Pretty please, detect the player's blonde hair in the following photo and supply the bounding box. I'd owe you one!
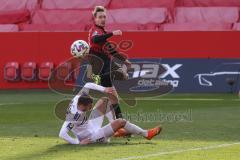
[92,6,106,17]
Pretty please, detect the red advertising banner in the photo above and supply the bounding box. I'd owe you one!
[0,32,240,89]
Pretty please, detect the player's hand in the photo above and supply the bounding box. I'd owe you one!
[113,30,122,36]
[124,59,132,70]
[79,138,91,145]
[104,87,115,94]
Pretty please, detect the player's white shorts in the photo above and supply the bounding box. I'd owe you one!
[90,125,110,143]
[76,108,113,143]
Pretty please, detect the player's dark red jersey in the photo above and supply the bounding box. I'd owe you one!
[88,24,110,54]
[88,24,126,61]
[88,24,127,87]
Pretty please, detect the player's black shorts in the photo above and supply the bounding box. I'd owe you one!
[89,51,124,87]
[100,60,112,87]
[101,73,112,87]
[89,52,113,87]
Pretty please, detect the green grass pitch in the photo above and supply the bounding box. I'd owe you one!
[0,90,240,160]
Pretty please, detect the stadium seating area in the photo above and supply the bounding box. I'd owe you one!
[4,61,75,82]
[1,0,240,31]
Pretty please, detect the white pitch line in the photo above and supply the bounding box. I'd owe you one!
[114,142,240,160]
[135,98,224,101]
[0,103,23,106]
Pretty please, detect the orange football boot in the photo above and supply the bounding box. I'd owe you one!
[145,126,162,140]
[113,128,129,137]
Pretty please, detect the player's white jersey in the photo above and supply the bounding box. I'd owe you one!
[65,95,92,140]
[59,83,106,144]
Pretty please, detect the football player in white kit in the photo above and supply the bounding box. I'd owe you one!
[59,82,162,145]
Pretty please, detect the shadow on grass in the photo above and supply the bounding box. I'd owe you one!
[5,140,156,160]
[1,94,240,143]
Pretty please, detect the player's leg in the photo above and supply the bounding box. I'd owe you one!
[111,119,147,137]
[88,97,109,130]
[94,97,116,122]
[103,89,122,121]
[109,61,129,119]
[87,54,103,84]
[112,119,162,140]
[89,97,115,129]
[90,119,131,143]
[100,61,123,119]
[106,88,123,119]
[86,64,100,84]
[92,119,162,142]
[86,97,113,143]
[105,99,115,122]
[111,61,129,81]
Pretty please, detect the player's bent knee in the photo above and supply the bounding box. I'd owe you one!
[111,119,126,131]
[95,97,109,111]
[116,119,127,127]
[99,97,109,105]
[121,119,127,127]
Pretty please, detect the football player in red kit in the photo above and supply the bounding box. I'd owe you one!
[88,6,131,119]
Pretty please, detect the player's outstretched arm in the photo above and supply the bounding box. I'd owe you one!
[59,121,79,145]
[78,82,113,95]
[92,32,113,43]
[79,138,92,145]
[92,30,122,44]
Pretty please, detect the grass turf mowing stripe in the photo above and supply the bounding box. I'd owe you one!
[114,142,240,160]
[135,98,225,101]
[0,103,23,106]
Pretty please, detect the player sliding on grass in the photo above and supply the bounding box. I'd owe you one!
[87,6,132,119]
[59,82,162,145]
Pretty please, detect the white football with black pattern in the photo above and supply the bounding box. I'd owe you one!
[70,40,90,58]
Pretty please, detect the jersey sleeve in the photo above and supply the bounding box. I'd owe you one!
[79,82,106,95]
[59,121,79,144]
[92,33,113,43]
[91,27,113,43]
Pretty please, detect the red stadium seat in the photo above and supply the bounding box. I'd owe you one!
[19,24,88,32]
[32,10,92,25]
[106,23,140,31]
[21,62,37,81]
[175,7,239,23]
[0,9,30,24]
[141,23,161,31]
[176,0,240,7]
[0,0,39,12]
[4,62,20,81]
[232,23,240,30]
[108,8,170,25]
[106,23,159,31]
[39,62,54,81]
[109,0,176,9]
[0,24,19,32]
[163,23,232,31]
[57,62,72,81]
[42,0,110,9]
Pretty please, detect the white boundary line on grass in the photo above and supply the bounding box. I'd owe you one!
[114,142,240,160]
[0,103,23,106]
[136,98,224,101]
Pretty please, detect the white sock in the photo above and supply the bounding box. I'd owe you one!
[124,121,147,137]
[105,104,115,122]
